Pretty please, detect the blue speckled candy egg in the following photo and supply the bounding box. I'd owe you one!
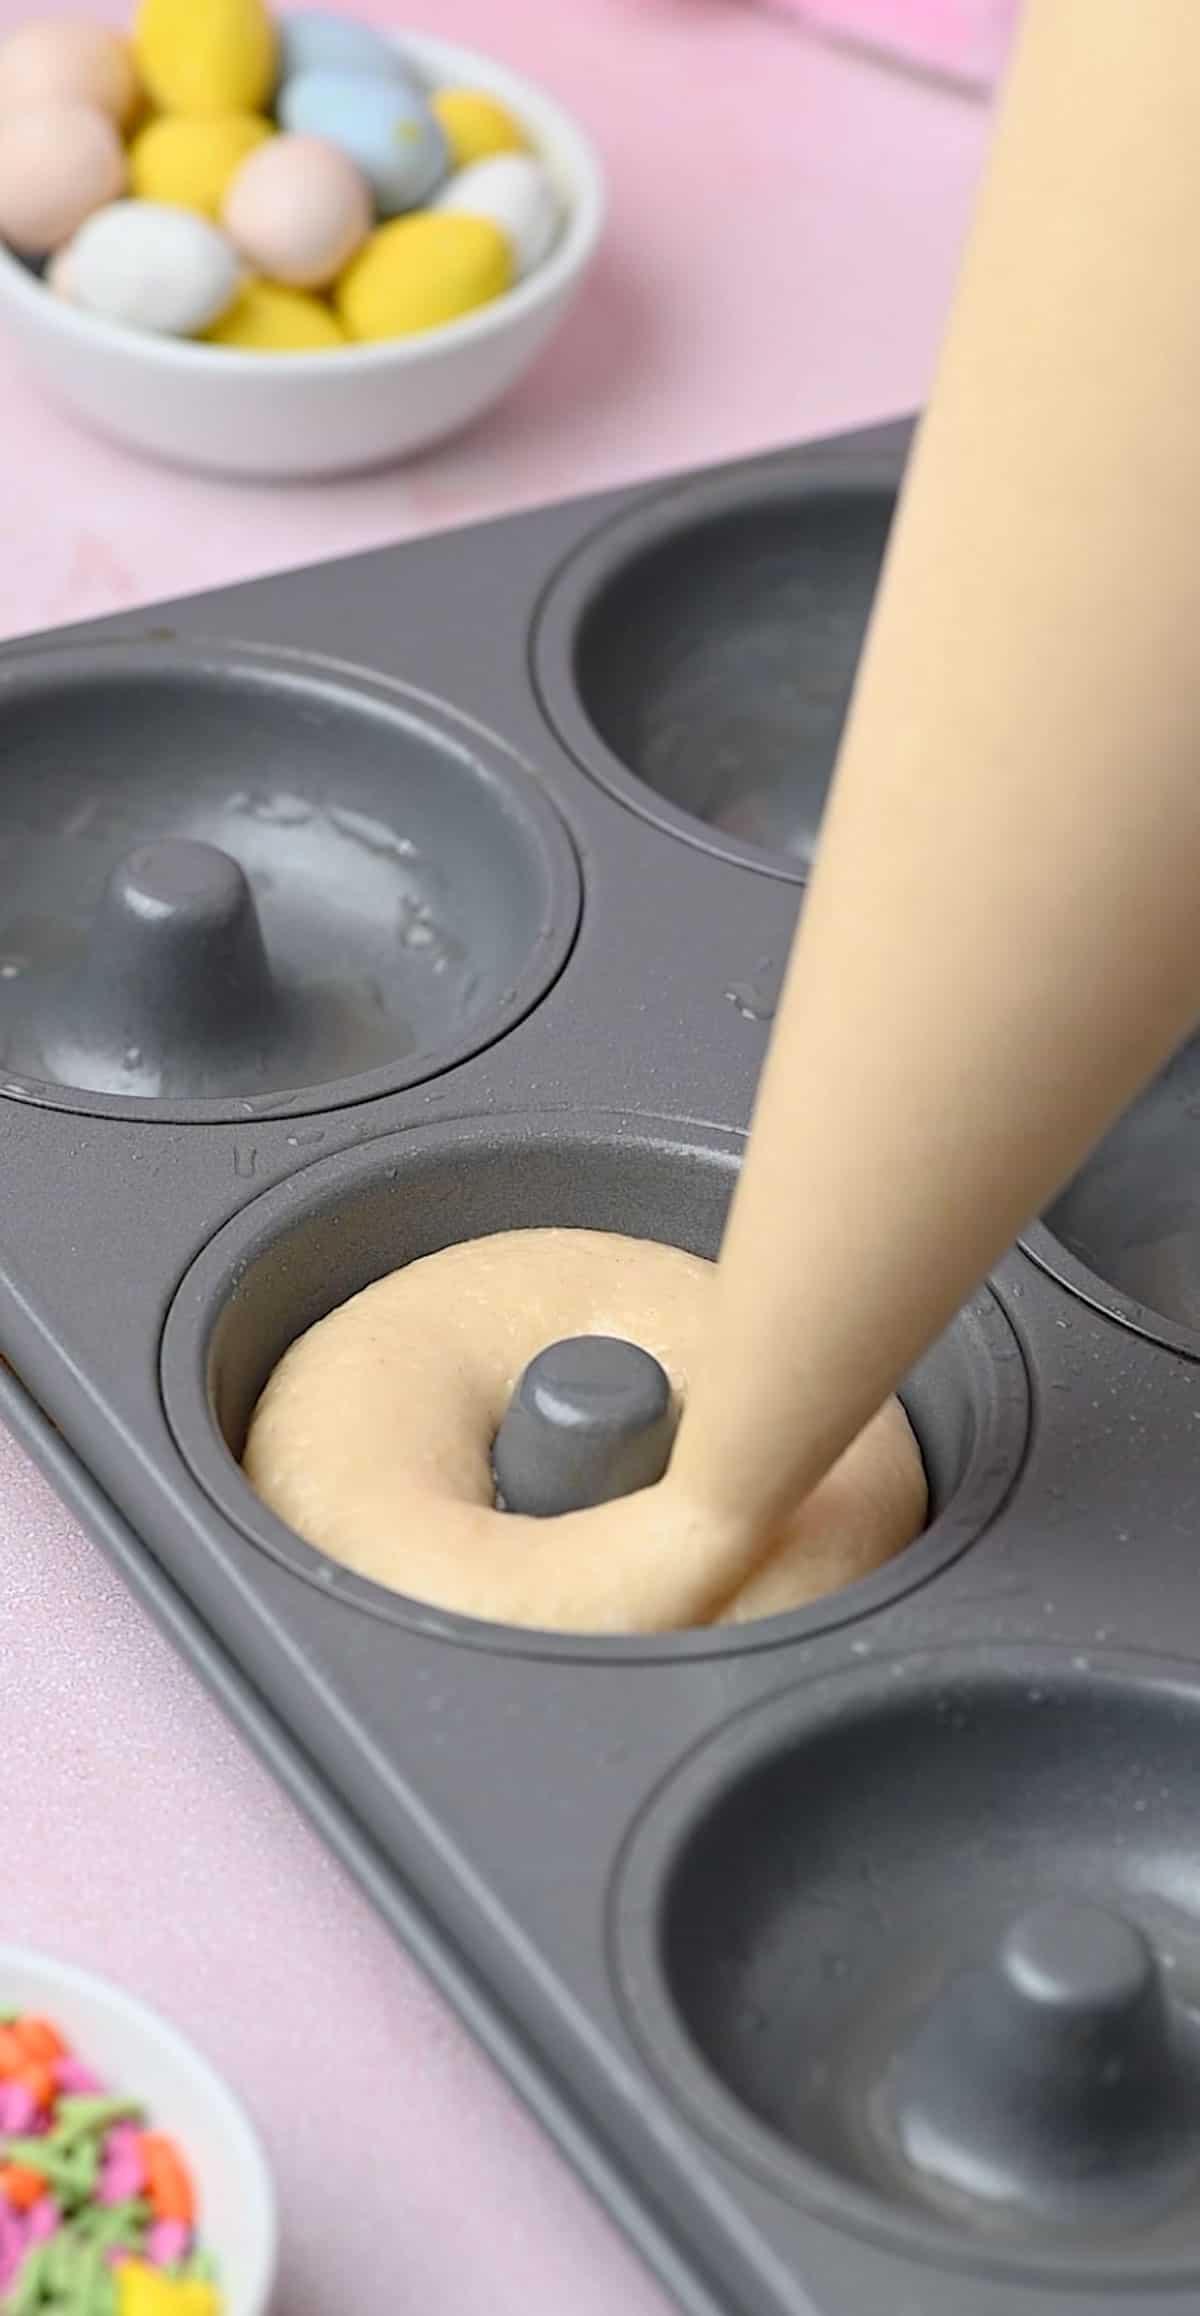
[278,12,417,90]
[279,69,447,214]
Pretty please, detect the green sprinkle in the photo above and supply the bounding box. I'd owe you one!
[40,2271,117,2316]
[5,2243,50,2313]
[69,2198,150,2255]
[44,2233,73,2295]
[1,2206,147,2313]
[53,2100,143,2152]
[2,2137,99,2212]
[18,2227,118,2312]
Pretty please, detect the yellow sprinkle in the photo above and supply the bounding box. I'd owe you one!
[206,279,346,352]
[337,211,512,343]
[130,113,273,219]
[134,0,277,116]
[431,88,528,170]
[116,2259,221,2316]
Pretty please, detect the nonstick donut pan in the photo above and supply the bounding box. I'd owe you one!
[2,416,1198,2316]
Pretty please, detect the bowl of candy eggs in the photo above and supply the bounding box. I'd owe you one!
[0,5,604,478]
[0,1944,276,2314]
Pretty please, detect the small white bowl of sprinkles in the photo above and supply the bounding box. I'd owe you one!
[0,7,605,478]
[0,1946,277,2315]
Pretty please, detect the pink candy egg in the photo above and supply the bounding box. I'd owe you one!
[223,132,371,290]
[0,18,141,131]
[0,101,125,257]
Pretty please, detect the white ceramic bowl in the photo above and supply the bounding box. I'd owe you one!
[0,1944,277,2314]
[0,32,605,479]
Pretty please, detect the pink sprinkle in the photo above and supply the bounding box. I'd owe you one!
[98,2120,144,2206]
[0,2080,36,2133]
[146,2219,192,2267]
[53,2058,103,2095]
[0,2204,29,2290]
[27,2197,59,2246]
[99,2158,144,2206]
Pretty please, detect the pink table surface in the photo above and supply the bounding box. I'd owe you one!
[0,6,991,2310]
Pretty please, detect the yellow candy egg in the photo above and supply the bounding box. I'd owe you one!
[337,212,512,342]
[134,0,277,117]
[430,88,528,170]
[130,112,272,219]
[206,279,346,351]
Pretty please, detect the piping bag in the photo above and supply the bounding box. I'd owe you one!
[655,0,1200,1615]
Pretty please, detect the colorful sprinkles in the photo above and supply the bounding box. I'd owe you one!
[0,2014,221,2313]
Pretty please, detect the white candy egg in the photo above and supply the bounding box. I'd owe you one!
[66,200,241,336]
[436,154,560,282]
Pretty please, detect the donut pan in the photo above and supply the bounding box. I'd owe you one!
[3,415,1199,2316]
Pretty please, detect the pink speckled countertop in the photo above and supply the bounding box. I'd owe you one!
[0,6,991,2310]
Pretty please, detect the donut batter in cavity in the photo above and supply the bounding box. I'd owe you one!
[243,1228,928,1633]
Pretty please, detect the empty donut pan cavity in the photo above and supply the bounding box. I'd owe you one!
[614,1654,1200,2284]
[4,420,1200,2316]
[534,464,898,875]
[0,641,579,1119]
[1025,1027,1200,1354]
